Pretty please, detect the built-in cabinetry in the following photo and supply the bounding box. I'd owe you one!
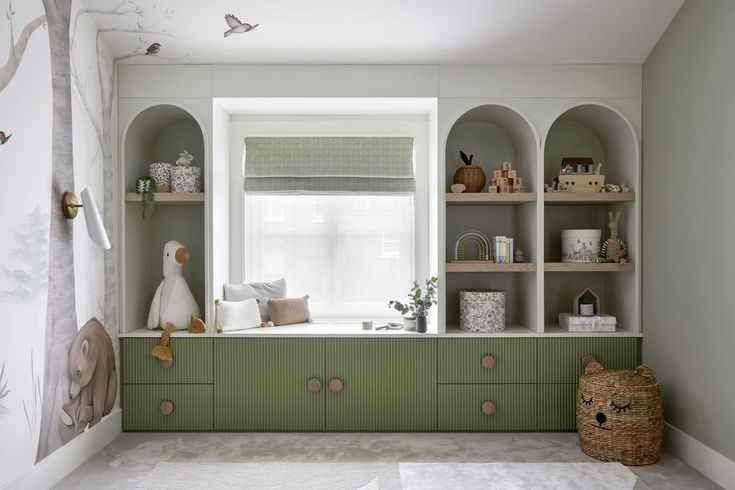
[121,104,207,332]
[442,102,640,335]
[120,336,640,431]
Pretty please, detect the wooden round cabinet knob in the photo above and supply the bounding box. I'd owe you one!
[159,400,174,416]
[307,377,322,393]
[328,378,343,393]
[481,400,496,416]
[481,355,496,369]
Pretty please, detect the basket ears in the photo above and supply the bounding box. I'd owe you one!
[635,364,658,381]
[582,355,605,375]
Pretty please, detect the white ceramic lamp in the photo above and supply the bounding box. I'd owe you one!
[62,187,111,249]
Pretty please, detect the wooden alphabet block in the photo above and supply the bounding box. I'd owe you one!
[508,169,517,179]
[487,186,498,193]
[501,162,512,171]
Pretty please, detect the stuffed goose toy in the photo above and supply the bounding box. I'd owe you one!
[147,241,200,330]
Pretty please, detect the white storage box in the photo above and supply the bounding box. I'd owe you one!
[559,313,617,332]
[459,290,505,333]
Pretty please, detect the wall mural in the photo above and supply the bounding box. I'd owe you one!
[0,0,182,484]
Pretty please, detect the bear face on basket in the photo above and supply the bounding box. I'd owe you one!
[576,359,664,466]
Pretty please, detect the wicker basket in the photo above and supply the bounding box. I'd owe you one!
[576,357,663,465]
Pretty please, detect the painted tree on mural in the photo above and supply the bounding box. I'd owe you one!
[35,0,77,462]
[0,1,46,92]
[70,2,178,361]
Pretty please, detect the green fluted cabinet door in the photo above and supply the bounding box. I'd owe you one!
[121,338,213,384]
[438,338,537,383]
[325,338,437,431]
[123,384,213,431]
[537,384,578,431]
[538,337,642,383]
[213,338,325,431]
[438,384,538,431]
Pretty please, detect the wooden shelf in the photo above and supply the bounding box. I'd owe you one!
[544,192,635,205]
[544,262,635,272]
[446,261,536,273]
[125,192,204,205]
[446,192,536,205]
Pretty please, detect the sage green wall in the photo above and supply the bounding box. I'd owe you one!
[643,0,735,460]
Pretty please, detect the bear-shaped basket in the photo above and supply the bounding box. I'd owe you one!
[576,356,663,465]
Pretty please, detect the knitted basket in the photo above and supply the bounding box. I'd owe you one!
[576,357,663,465]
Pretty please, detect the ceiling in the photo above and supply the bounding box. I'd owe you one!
[87,0,684,65]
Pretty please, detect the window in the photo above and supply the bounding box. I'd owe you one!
[245,194,413,320]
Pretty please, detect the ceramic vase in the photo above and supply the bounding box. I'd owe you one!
[171,166,202,193]
[149,162,173,191]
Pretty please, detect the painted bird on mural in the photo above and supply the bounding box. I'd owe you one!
[224,14,259,37]
[0,131,11,145]
[145,43,161,56]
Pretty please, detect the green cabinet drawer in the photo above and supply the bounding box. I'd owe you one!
[214,338,325,431]
[538,337,641,383]
[326,338,437,431]
[121,338,213,384]
[537,384,577,431]
[438,384,537,431]
[123,384,213,431]
[438,338,537,384]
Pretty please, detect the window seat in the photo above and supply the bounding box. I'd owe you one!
[120,322,436,337]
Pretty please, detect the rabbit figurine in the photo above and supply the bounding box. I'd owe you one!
[600,211,628,263]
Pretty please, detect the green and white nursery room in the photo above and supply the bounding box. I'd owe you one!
[2,0,734,488]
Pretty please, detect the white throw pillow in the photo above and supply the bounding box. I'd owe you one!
[215,298,262,332]
[223,278,287,321]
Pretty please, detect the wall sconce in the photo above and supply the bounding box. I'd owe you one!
[62,187,111,250]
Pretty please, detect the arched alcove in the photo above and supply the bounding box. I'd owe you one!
[444,104,540,332]
[543,103,639,333]
[122,104,207,331]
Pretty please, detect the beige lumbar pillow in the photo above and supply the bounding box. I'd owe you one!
[267,295,312,326]
[214,298,262,332]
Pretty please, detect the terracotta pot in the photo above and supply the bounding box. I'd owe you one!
[453,165,487,193]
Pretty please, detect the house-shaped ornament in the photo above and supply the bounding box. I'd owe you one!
[560,286,616,332]
[573,287,600,315]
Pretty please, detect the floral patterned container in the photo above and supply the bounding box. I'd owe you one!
[459,289,505,333]
[561,229,601,263]
[149,162,173,191]
[171,165,202,193]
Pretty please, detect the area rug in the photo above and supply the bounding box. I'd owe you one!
[138,461,644,489]
[137,462,391,489]
[399,462,643,490]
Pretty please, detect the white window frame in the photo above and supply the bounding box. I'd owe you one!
[228,114,430,320]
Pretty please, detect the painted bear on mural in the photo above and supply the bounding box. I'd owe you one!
[60,318,117,430]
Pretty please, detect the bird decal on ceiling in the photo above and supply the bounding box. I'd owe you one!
[224,14,259,37]
[145,43,161,56]
[0,131,11,145]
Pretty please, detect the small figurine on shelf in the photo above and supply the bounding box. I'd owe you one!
[553,158,605,193]
[450,184,466,193]
[513,248,525,263]
[176,149,195,166]
[599,211,628,263]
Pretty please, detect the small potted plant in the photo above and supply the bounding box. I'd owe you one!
[136,176,155,219]
[389,276,438,333]
[579,296,595,316]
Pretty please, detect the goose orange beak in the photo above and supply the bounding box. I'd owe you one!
[175,247,189,264]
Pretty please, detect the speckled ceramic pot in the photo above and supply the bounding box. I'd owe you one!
[459,289,505,333]
[149,162,173,190]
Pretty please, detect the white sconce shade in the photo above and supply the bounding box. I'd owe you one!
[81,187,111,249]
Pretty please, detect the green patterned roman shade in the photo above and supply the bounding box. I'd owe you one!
[244,137,415,194]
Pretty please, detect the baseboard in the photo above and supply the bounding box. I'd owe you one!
[664,422,735,490]
[3,409,122,490]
